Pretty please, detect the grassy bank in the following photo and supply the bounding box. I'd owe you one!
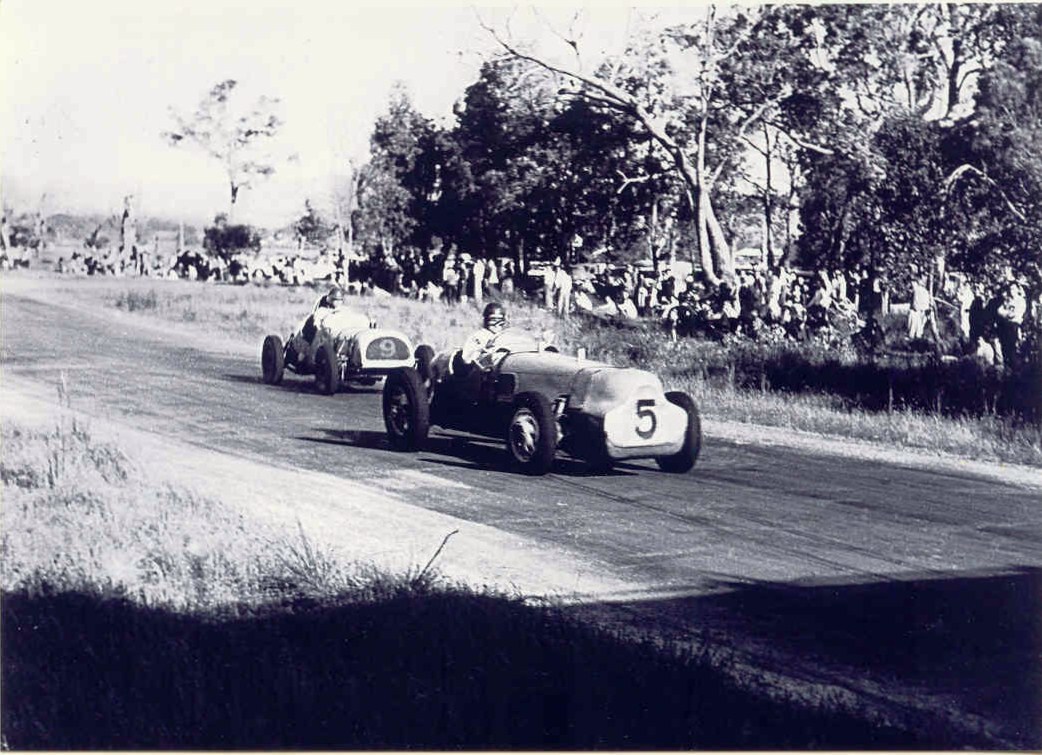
[1,410,955,749]
[46,274,1040,466]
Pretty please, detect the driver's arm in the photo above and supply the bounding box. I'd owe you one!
[460,330,489,365]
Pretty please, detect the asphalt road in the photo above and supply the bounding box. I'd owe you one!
[2,289,1039,747]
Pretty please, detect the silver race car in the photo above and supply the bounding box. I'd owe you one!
[262,304,414,394]
[381,329,701,475]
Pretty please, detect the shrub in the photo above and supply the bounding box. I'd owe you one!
[202,214,261,262]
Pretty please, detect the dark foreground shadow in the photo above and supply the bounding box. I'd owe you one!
[298,427,639,477]
[4,567,1038,749]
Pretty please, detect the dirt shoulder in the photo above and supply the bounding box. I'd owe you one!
[0,374,638,601]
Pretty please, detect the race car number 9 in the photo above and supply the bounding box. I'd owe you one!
[635,398,657,439]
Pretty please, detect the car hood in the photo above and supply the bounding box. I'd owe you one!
[499,351,663,416]
[317,308,373,337]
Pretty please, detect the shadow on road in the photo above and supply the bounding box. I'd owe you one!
[588,565,1042,748]
[297,427,639,477]
[4,567,1037,749]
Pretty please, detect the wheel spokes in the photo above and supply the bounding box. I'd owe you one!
[510,411,539,461]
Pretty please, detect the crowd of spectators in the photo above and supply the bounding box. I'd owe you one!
[48,230,1039,369]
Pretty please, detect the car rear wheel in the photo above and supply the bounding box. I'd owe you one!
[383,368,430,451]
[314,343,339,395]
[261,335,284,385]
[507,392,557,475]
[655,391,702,473]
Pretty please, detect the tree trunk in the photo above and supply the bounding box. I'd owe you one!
[762,123,774,268]
[649,199,659,275]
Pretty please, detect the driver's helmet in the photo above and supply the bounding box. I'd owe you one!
[325,286,345,308]
[483,301,507,332]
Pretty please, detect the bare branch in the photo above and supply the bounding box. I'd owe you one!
[945,163,1029,223]
[481,17,636,112]
[413,529,459,586]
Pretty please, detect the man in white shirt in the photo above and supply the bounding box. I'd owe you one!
[996,278,1027,367]
[552,262,573,316]
[461,302,509,368]
[908,275,933,339]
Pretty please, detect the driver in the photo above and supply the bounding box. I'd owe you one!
[289,286,367,368]
[302,286,346,343]
[461,302,509,369]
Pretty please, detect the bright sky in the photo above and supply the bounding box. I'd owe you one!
[0,1,664,226]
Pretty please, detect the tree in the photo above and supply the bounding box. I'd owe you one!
[293,200,332,248]
[202,213,261,261]
[482,7,842,283]
[164,80,283,218]
[356,85,440,254]
[944,9,1042,283]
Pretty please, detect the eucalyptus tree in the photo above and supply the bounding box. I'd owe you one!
[483,6,845,283]
[944,5,1042,282]
[164,80,283,219]
[794,3,1033,282]
[356,85,440,254]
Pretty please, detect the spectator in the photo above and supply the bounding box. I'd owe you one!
[974,335,996,366]
[500,260,515,296]
[543,259,558,309]
[996,276,1027,367]
[442,253,460,303]
[553,261,573,316]
[807,277,832,330]
[719,283,741,335]
[955,274,975,344]
[617,293,639,320]
[486,257,499,292]
[907,274,933,340]
[471,256,486,306]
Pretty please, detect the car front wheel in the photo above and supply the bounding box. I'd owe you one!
[507,392,558,475]
[261,335,284,385]
[655,391,702,473]
[383,368,430,451]
[314,343,339,395]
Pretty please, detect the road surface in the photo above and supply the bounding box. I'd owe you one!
[2,286,1039,747]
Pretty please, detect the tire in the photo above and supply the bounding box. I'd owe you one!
[383,368,430,451]
[261,335,285,385]
[414,344,435,383]
[314,343,339,395]
[507,392,558,475]
[656,391,702,473]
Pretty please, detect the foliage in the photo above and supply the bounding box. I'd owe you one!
[164,79,284,214]
[354,84,436,254]
[943,7,1042,286]
[337,4,1040,302]
[292,200,332,248]
[202,213,261,261]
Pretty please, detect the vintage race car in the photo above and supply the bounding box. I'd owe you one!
[381,329,701,475]
[261,306,414,394]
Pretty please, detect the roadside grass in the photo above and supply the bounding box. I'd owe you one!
[0,410,956,750]
[48,274,1040,467]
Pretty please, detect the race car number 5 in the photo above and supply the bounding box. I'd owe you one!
[635,398,657,439]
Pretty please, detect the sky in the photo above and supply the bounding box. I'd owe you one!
[0,1,655,226]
